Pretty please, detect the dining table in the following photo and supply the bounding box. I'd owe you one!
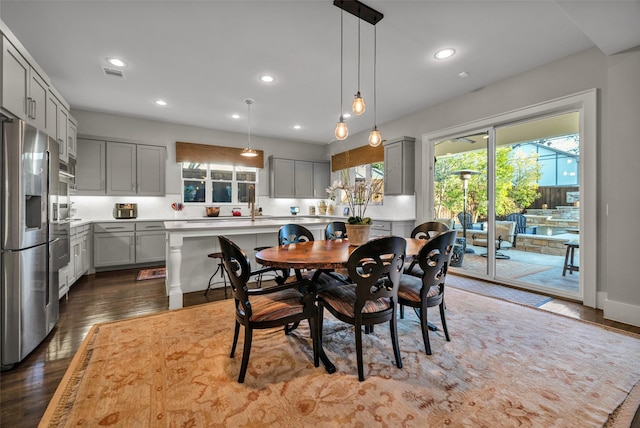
[255,237,428,374]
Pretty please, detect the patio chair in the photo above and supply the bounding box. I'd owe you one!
[472,220,516,259]
[456,212,473,230]
[218,236,319,383]
[505,213,536,245]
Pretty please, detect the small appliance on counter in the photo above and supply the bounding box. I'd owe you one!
[231,208,242,216]
[113,203,138,219]
[290,206,300,215]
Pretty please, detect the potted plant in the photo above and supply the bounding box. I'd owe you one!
[327,177,382,245]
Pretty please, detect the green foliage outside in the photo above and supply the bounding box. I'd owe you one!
[434,147,541,221]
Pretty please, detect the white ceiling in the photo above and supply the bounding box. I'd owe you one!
[2,1,639,145]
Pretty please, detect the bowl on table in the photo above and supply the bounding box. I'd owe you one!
[205,206,220,217]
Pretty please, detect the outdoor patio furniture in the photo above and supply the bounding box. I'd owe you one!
[562,241,579,276]
[456,212,473,230]
[506,213,537,242]
[472,221,517,259]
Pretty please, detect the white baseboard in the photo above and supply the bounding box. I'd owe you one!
[603,297,640,328]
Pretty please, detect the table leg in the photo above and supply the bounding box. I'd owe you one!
[414,308,438,331]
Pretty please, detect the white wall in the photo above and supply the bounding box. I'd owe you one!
[331,46,640,326]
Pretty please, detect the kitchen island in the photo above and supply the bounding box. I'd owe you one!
[163,217,340,309]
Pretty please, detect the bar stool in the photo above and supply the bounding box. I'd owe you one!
[562,241,579,276]
[205,252,228,298]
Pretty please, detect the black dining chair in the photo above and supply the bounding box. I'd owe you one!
[324,221,348,240]
[218,235,319,383]
[398,230,457,355]
[317,236,406,381]
[404,221,450,276]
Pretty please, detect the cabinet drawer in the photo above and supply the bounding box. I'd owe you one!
[371,221,391,232]
[94,222,135,233]
[136,221,165,231]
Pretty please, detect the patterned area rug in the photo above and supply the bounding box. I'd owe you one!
[40,288,640,427]
[135,267,166,281]
[450,254,554,279]
[447,274,554,307]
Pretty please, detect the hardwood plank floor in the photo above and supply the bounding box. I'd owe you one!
[1,268,639,427]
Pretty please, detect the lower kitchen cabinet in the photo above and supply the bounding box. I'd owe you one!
[59,223,91,299]
[94,221,165,269]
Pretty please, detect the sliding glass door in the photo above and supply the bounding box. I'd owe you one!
[432,112,582,300]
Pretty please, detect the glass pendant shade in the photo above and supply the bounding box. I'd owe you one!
[241,147,258,157]
[352,92,366,115]
[335,117,349,140]
[368,127,382,147]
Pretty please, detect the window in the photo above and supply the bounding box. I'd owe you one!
[182,163,257,204]
[333,163,384,205]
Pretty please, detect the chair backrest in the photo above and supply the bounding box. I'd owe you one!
[457,212,473,229]
[495,221,517,246]
[325,221,348,240]
[434,217,455,230]
[218,236,252,315]
[347,236,406,315]
[417,230,458,301]
[278,224,315,245]
[411,221,449,240]
[506,213,527,234]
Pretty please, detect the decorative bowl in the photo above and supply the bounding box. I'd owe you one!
[205,206,220,217]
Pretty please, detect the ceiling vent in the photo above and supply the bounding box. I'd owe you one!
[101,66,125,79]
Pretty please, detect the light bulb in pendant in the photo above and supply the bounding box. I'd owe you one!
[368,127,382,147]
[335,116,349,140]
[352,92,366,115]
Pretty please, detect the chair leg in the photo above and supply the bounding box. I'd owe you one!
[204,263,222,296]
[390,310,402,369]
[356,322,365,381]
[238,326,253,383]
[309,318,319,368]
[439,302,450,342]
[399,304,405,319]
[230,320,240,358]
[420,303,432,355]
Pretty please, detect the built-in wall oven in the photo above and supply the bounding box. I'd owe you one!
[55,159,75,222]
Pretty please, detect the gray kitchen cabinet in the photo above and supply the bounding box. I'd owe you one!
[107,142,165,196]
[2,36,48,130]
[76,139,165,196]
[370,219,415,239]
[383,136,415,196]
[76,138,106,194]
[94,224,136,268]
[269,156,330,199]
[57,105,69,163]
[135,222,166,264]
[94,222,165,269]
[67,116,77,159]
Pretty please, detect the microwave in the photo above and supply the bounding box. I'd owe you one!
[113,203,138,219]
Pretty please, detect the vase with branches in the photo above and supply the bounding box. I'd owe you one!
[326,173,383,225]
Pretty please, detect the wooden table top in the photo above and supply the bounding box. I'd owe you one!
[255,238,426,270]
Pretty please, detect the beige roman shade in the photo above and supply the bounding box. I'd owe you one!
[331,144,384,172]
[175,141,264,168]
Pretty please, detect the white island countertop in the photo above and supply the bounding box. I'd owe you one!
[163,216,342,234]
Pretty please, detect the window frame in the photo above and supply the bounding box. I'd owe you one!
[181,163,258,205]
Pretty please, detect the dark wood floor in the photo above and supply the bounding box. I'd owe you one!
[1,268,639,427]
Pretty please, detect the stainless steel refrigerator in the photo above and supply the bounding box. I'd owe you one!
[1,116,61,370]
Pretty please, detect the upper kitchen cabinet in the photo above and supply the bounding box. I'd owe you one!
[269,156,330,199]
[76,138,106,194]
[1,36,48,130]
[383,136,415,196]
[67,116,77,159]
[76,138,165,196]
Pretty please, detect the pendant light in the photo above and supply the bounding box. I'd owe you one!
[241,98,258,157]
[335,10,348,141]
[351,18,366,115]
[368,25,382,147]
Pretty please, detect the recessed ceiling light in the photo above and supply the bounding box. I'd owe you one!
[293,125,301,130]
[231,114,240,119]
[106,57,127,67]
[155,100,167,106]
[434,48,456,60]
[259,75,275,83]
[458,71,469,78]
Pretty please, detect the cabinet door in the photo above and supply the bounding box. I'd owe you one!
[136,231,166,264]
[67,119,77,159]
[313,162,330,198]
[58,106,69,163]
[383,138,415,196]
[136,145,165,195]
[45,91,59,139]
[2,38,29,121]
[58,265,70,300]
[294,160,314,198]
[270,157,295,198]
[94,232,135,267]
[107,142,137,195]
[29,71,47,130]
[76,139,106,194]
[80,231,90,274]
[70,239,80,284]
